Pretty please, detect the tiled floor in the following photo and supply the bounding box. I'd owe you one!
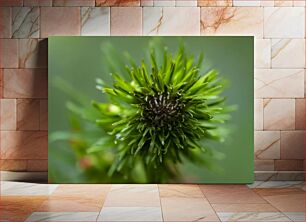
[0,181,304,222]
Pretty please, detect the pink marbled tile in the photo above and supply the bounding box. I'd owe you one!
[41,7,80,38]
[280,131,305,160]
[255,69,304,98]
[0,99,16,130]
[198,0,232,6]
[143,7,200,35]
[0,159,27,171]
[96,0,140,6]
[53,0,95,6]
[275,160,304,171]
[110,7,142,36]
[0,131,48,159]
[260,0,274,6]
[271,39,305,68]
[200,7,263,38]
[0,69,3,98]
[0,7,11,38]
[254,160,274,171]
[255,39,271,68]
[3,69,48,98]
[254,131,280,160]
[274,0,293,6]
[295,99,305,130]
[0,0,22,6]
[264,7,305,38]
[19,39,48,68]
[0,39,18,68]
[254,99,263,130]
[39,99,48,130]
[23,0,52,6]
[27,159,48,171]
[263,99,295,130]
[17,99,40,130]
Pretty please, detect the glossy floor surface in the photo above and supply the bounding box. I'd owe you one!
[0,181,305,221]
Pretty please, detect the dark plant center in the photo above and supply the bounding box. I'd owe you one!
[141,92,184,128]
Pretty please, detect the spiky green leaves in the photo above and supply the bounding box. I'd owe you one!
[93,45,232,178]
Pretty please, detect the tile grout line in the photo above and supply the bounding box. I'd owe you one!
[157,184,165,222]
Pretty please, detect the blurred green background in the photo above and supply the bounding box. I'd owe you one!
[48,36,254,183]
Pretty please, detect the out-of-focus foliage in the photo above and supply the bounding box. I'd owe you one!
[49,40,234,183]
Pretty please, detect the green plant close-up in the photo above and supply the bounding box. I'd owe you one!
[48,37,254,184]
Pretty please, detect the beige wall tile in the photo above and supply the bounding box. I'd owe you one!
[27,159,48,171]
[176,0,197,6]
[0,39,18,68]
[260,0,274,6]
[81,7,110,36]
[275,160,304,171]
[141,0,153,6]
[41,7,80,38]
[233,0,260,6]
[143,7,200,35]
[19,39,48,68]
[0,159,27,171]
[0,131,48,159]
[0,99,16,130]
[255,69,304,98]
[3,69,48,98]
[254,160,275,171]
[255,39,271,68]
[272,39,305,68]
[255,99,263,130]
[12,7,39,38]
[264,7,305,38]
[40,99,48,130]
[96,0,140,6]
[0,7,11,38]
[295,99,305,130]
[200,7,263,38]
[23,0,52,6]
[0,69,3,98]
[274,0,293,6]
[263,99,295,130]
[255,131,280,159]
[280,131,305,159]
[198,0,232,6]
[293,0,306,6]
[17,99,40,130]
[0,0,22,6]
[111,7,142,36]
[53,0,95,6]
[154,0,175,6]
[161,197,219,221]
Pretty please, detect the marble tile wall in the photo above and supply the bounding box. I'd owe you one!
[0,0,304,180]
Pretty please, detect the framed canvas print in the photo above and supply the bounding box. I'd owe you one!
[48,36,254,184]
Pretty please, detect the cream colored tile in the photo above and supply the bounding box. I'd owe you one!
[143,7,200,35]
[158,184,203,198]
[217,212,291,221]
[254,131,280,159]
[274,0,293,6]
[153,0,175,6]
[141,0,153,6]
[255,69,304,98]
[255,99,263,130]
[200,7,263,38]
[98,207,162,221]
[264,7,305,38]
[0,99,16,130]
[103,185,160,207]
[161,197,219,221]
[81,7,110,36]
[263,99,295,130]
[255,39,271,68]
[233,0,260,6]
[272,39,305,68]
[176,0,197,6]
[280,131,305,160]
